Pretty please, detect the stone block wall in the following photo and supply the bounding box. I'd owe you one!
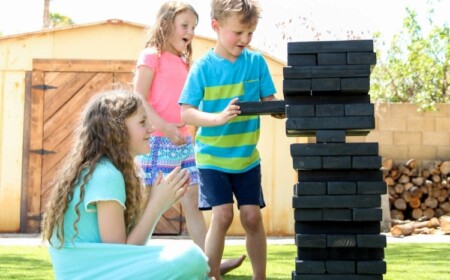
[349,103,450,166]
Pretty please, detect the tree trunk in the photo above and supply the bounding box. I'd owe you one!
[43,0,50,28]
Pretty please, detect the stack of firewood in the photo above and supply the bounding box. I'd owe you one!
[383,159,450,221]
[390,215,450,237]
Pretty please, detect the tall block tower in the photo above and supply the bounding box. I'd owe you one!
[285,40,387,280]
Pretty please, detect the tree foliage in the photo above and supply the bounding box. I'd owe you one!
[49,13,74,28]
[371,7,450,111]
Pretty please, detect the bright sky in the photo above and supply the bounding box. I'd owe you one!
[0,0,448,60]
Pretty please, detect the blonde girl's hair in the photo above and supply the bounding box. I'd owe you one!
[211,0,261,25]
[143,1,198,67]
[41,90,146,247]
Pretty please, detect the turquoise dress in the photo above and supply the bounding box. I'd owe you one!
[48,158,209,280]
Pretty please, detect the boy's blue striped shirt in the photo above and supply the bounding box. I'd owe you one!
[179,48,276,173]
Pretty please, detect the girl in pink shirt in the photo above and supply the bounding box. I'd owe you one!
[133,1,244,275]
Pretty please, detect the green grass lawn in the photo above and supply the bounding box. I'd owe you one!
[0,243,449,280]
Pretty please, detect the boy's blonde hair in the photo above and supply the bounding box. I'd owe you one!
[144,1,198,66]
[41,90,146,247]
[210,0,261,25]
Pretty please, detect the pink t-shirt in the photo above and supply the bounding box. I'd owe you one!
[136,49,190,137]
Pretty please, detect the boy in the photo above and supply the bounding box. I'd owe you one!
[179,1,278,279]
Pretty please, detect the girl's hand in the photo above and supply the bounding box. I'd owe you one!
[161,123,187,146]
[216,98,240,125]
[149,167,189,213]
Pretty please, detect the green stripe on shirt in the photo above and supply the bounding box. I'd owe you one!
[196,129,260,147]
[204,83,244,101]
[196,150,260,171]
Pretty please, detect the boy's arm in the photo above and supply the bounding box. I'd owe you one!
[180,98,241,127]
[261,95,279,101]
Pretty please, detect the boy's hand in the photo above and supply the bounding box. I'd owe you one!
[217,98,240,125]
[271,113,286,119]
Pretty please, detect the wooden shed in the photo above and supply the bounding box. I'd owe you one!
[0,19,297,236]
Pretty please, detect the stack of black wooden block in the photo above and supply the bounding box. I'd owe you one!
[285,40,387,280]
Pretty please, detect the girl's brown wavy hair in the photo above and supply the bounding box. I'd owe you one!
[41,90,146,247]
[143,1,198,67]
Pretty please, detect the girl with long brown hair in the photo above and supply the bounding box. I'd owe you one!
[41,89,209,279]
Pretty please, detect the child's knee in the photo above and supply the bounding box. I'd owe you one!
[240,210,263,230]
[213,207,234,228]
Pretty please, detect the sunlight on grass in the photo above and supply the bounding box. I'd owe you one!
[222,243,450,280]
[0,245,53,280]
[0,243,449,280]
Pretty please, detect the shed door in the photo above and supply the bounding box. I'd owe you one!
[24,59,183,235]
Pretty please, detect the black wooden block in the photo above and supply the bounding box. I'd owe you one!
[295,221,381,234]
[322,156,352,169]
[295,259,326,274]
[316,104,345,117]
[329,248,385,261]
[294,208,323,221]
[318,53,347,65]
[286,104,316,118]
[298,170,384,182]
[326,260,356,274]
[292,273,383,280]
[283,79,311,94]
[288,40,374,54]
[316,130,346,143]
[311,78,341,91]
[284,65,371,79]
[288,54,317,66]
[353,208,382,222]
[294,181,327,195]
[297,247,384,261]
[357,260,386,274]
[327,181,357,194]
[323,208,352,221]
[347,52,377,65]
[357,181,387,195]
[293,195,381,209]
[292,156,381,170]
[287,130,370,138]
[284,94,370,106]
[291,143,379,156]
[356,234,387,248]
[293,156,322,170]
[295,234,327,248]
[286,116,375,132]
[341,77,370,93]
[327,234,357,248]
[352,156,382,169]
[237,100,286,115]
[345,103,374,116]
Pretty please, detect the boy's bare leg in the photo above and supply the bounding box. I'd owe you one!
[240,205,267,280]
[205,203,234,280]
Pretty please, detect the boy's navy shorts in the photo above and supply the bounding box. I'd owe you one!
[197,164,266,210]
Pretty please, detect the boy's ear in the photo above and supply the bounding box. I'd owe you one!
[211,19,220,32]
